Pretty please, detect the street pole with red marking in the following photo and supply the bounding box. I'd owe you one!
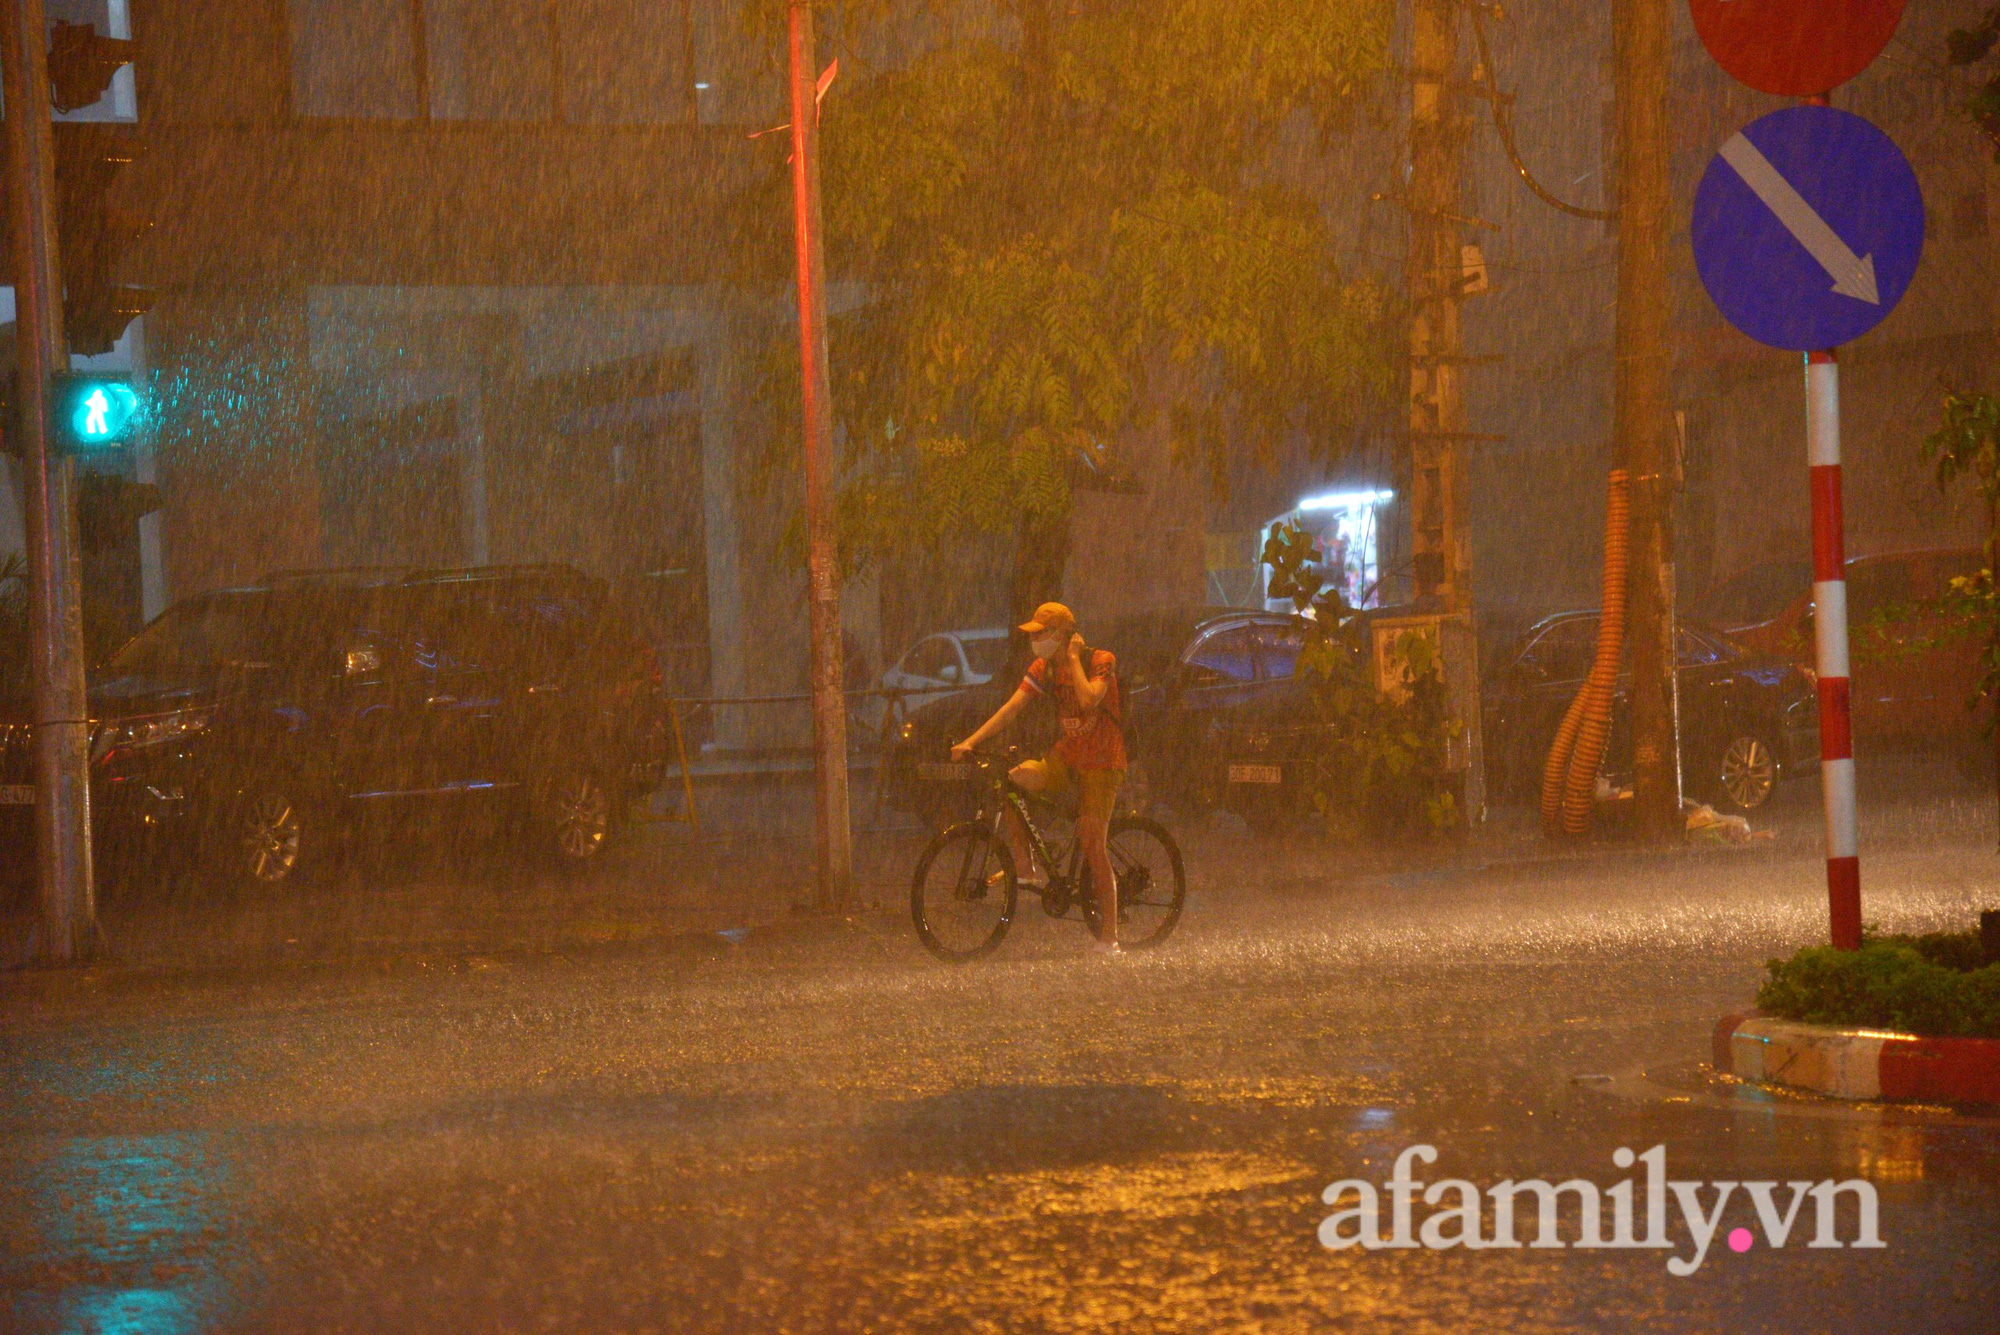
[1807,349,1860,950]
[787,0,854,911]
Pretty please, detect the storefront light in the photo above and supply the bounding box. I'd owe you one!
[1296,488,1393,512]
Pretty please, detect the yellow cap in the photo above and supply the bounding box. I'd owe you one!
[1018,602,1075,635]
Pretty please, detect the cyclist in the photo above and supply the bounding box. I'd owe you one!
[951,602,1126,953]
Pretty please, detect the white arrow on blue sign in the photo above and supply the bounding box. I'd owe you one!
[1691,105,1923,352]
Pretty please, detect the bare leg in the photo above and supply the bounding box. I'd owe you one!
[1079,814,1115,945]
[1002,763,1046,885]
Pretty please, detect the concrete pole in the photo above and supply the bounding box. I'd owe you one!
[787,0,853,909]
[1407,0,1485,817]
[1614,0,1682,840]
[2,0,98,962]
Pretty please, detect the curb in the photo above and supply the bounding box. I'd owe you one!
[1715,1012,2000,1105]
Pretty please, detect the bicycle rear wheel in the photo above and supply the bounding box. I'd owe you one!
[1081,815,1186,950]
[911,823,1018,961]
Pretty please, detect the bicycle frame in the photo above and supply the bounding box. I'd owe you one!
[977,770,1080,896]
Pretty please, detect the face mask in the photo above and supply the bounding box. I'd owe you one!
[1031,634,1062,660]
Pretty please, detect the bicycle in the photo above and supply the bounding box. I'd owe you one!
[910,751,1186,961]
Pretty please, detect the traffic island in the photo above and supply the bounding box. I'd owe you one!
[1714,1013,2000,1104]
[1715,917,2000,1105]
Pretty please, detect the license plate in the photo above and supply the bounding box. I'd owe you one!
[1227,763,1282,785]
[0,784,34,805]
[916,762,972,782]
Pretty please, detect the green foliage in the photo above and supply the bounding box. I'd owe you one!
[801,0,1394,571]
[1924,386,2000,513]
[1911,387,2000,713]
[1949,6,2000,159]
[1757,932,2000,1040]
[1262,520,1459,839]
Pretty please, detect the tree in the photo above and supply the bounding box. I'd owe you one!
[1923,388,2000,835]
[797,0,1394,621]
[1262,519,1459,837]
[1948,6,2000,158]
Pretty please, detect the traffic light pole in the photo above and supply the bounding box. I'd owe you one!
[786,0,854,911]
[2,0,98,962]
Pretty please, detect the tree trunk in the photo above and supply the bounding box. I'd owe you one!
[1009,507,1071,637]
[1989,495,1998,851]
[1615,0,1681,841]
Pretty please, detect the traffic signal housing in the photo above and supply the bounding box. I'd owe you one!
[46,20,135,114]
[75,469,160,554]
[50,373,142,450]
[54,124,152,355]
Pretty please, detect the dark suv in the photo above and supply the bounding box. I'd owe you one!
[1,564,671,891]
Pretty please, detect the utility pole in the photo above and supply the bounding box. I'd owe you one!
[1614,0,1681,840]
[2,0,97,962]
[786,0,854,910]
[1407,0,1485,817]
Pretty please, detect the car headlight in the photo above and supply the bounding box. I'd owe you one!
[91,709,209,763]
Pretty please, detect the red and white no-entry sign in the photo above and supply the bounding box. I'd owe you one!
[1690,0,1908,97]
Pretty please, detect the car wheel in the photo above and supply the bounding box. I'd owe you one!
[533,768,613,866]
[223,783,309,888]
[1711,733,1778,813]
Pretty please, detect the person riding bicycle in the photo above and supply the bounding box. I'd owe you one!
[951,602,1126,953]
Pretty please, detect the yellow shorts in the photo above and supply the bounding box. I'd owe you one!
[1018,752,1124,823]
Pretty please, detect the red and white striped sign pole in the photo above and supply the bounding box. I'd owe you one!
[1807,348,1861,950]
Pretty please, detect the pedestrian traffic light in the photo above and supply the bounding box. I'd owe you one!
[50,373,141,449]
[53,124,151,355]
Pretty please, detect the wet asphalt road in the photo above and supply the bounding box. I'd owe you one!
[4,774,2000,1332]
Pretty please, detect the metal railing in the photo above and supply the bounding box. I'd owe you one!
[647,686,950,841]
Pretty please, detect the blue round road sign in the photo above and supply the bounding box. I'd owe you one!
[1691,105,1922,352]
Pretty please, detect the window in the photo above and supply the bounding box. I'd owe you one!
[906,637,957,681]
[1519,618,1598,683]
[1251,622,1305,680]
[1692,560,1811,627]
[1676,629,1723,667]
[108,593,276,674]
[1183,626,1256,685]
[960,636,1009,678]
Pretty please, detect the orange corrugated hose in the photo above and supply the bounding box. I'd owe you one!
[1540,469,1630,838]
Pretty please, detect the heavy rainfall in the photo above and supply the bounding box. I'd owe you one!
[2,0,1999,1330]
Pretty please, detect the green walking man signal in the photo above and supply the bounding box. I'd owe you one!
[49,373,140,448]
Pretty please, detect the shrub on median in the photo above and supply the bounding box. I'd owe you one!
[1757,931,2000,1040]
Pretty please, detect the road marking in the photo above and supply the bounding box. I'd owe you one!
[1718,132,1880,304]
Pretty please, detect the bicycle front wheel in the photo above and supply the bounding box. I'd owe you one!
[1081,816,1187,950]
[911,823,1018,961]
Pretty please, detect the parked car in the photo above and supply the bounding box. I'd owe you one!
[1123,611,1329,829]
[1706,548,1985,761]
[881,607,1321,829]
[0,563,672,894]
[1482,611,1819,812]
[878,628,1011,734]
